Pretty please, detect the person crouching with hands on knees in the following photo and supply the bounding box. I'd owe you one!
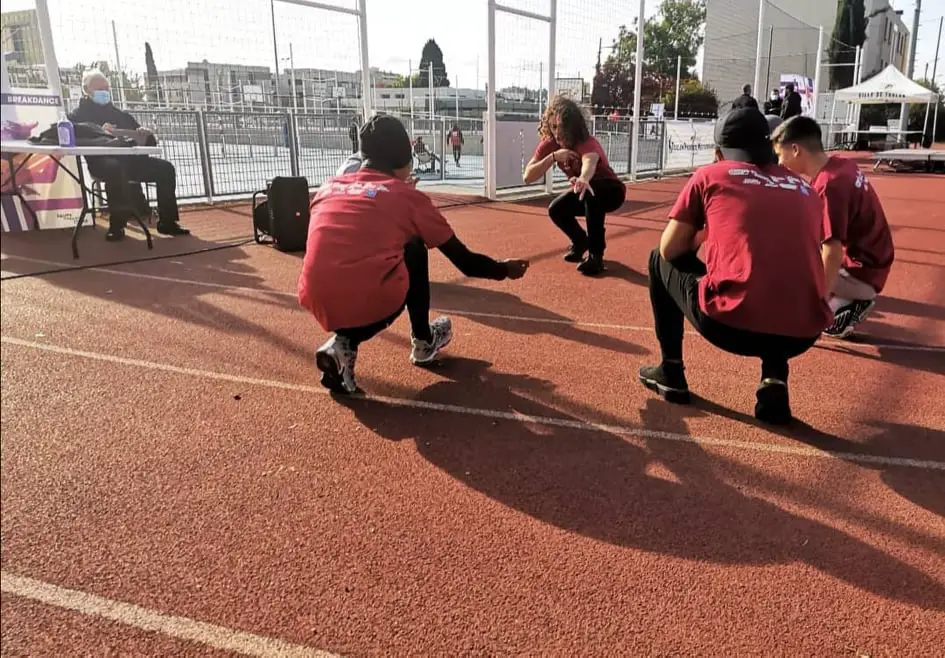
[523,96,626,276]
[298,115,530,395]
[638,108,832,425]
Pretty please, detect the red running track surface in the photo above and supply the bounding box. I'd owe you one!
[1,173,944,656]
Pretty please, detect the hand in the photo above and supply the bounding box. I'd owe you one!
[405,175,419,188]
[102,123,116,134]
[553,148,577,164]
[569,177,595,201]
[136,127,153,138]
[502,259,530,280]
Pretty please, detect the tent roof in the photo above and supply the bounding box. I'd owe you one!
[833,65,939,104]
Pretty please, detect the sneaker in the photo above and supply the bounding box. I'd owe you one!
[410,316,453,366]
[824,299,875,339]
[157,222,191,236]
[105,226,126,242]
[563,241,588,263]
[754,378,792,425]
[577,253,605,276]
[638,363,691,404]
[315,335,358,394]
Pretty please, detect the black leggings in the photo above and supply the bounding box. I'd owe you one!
[335,238,432,347]
[648,248,817,382]
[547,178,626,256]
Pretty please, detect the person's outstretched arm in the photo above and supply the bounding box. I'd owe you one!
[407,188,529,281]
[437,236,528,280]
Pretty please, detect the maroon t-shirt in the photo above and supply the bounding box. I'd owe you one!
[670,160,832,338]
[811,156,894,293]
[534,136,619,181]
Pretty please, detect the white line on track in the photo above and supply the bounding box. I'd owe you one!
[1,571,340,658]
[3,254,943,353]
[2,336,942,470]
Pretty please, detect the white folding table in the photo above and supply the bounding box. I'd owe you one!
[0,139,162,258]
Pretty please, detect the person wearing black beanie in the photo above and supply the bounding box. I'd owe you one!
[299,114,530,395]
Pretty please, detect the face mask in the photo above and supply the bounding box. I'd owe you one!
[91,90,112,105]
[771,93,779,100]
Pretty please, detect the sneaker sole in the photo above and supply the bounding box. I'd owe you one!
[638,373,691,404]
[410,334,453,366]
[315,351,355,394]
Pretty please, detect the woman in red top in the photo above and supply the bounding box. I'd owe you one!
[523,97,626,275]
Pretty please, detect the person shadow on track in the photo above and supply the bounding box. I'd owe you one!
[339,356,945,611]
[429,282,648,356]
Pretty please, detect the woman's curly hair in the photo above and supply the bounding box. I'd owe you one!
[538,96,590,148]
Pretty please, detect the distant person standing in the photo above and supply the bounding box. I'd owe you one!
[349,120,360,153]
[780,83,803,120]
[447,124,464,165]
[764,88,783,115]
[732,84,760,110]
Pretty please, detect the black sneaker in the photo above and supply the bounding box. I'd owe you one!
[577,253,605,276]
[823,299,875,339]
[754,378,792,425]
[157,222,191,236]
[563,241,588,263]
[105,223,126,242]
[639,363,691,404]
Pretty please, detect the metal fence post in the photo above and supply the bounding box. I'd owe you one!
[287,111,300,178]
[195,110,215,202]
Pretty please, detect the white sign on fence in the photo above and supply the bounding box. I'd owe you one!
[662,120,716,172]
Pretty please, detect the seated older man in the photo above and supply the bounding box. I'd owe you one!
[68,69,189,241]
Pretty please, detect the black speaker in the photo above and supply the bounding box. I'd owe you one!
[252,176,310,252]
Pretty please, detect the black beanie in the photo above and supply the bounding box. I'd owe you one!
[359,115,413,173]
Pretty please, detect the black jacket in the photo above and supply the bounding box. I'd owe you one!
[780,92,803,119]
[732,94,760,111]
[68,97,141,130]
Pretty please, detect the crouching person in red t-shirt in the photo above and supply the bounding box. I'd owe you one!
[298,115,530,395]
[524,96,626,276]
[772,116,894,339]
[639,108,832,425]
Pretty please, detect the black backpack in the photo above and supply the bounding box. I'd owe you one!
[252,176,311,252]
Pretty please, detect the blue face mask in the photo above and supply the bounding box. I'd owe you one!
[90,90,112,105]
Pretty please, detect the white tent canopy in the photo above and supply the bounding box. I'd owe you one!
[827,65,939,148]
[833,65,939,104]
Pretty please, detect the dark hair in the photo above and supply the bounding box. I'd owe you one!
[742,84,752,95]
[538,96,590,148]
[785,82,795,92]
[359,115,413,172]
[770,115,824,153]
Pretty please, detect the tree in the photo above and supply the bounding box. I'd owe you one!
[663,78,720,117]
[144,42,161,103]
[592,0,706,109]
[828,0,868,89]
[908,79,944,145]
[417,39,450,88]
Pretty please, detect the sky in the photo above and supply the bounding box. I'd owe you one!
[4,0,942,90]
[4,0,645,91]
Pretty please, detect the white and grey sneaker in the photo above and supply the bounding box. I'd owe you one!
[315,335,358,394]
[410,316,453,366]
[824,299,876,339]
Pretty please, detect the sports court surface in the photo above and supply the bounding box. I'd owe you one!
[1,160,943,656]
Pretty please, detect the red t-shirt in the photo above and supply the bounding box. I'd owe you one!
[811,156,894,293]
[670,160,832,338]
[297,170,455,331]
[533,136,619,181]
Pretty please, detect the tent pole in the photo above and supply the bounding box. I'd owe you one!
[932,102,939,149]
[921,100,931,147]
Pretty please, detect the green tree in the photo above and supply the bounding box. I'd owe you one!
[592,0,705,109]
[907,79,943,145]
[828,0,868,89]
[417,39,450,88]
[663,78,721,116]
[144,42,161,103]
